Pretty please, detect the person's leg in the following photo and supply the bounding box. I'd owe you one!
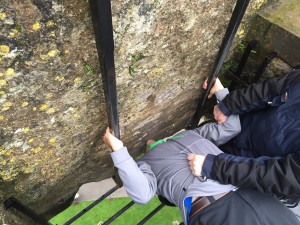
[190,189,300,225]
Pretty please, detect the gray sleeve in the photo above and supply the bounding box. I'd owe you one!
[193,88,241,146]
[111,147,157,204]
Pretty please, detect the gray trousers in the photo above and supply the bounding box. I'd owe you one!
[190,189,300,225]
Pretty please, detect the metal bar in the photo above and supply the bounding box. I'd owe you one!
[63,185,119,225]
[3,197,52,225]
[226,71,248,87]
[102,200,135,225]
[137,203,165,225]
[229,39,257,90]
[89,0,120,139]
[252,51,278,83]
[89,0,123,187]
[188,0,250,129]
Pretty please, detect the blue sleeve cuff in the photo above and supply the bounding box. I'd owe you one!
[215,88,229,101]
[110,147,132,165]
[218,101,232,117]
[202,154,216,179]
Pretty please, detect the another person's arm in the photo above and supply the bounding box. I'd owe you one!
[202,153,300,196]
[191,70,300,196]
[103,128,157,204]
[193,78,241,146]
[218,69,300,116]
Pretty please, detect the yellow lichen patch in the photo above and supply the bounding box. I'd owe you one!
[32,22,41,31]
[23,127,30,133]
[39,55,47,60]
[48,138,56,143]
[40,104,48,111]
[49,31,56,38]
[0,72,3,77]
[3,101,12,107]
[55,76,64,81]
[32,147,42,154]
[0,160,6,166]
[0,79,7,88]
[73,114,80,119]
[0,91,5,95]
[64,49,70,54]
[0,12,7,20]
[24,61,32,66]
[9,29,19,37]
[74,77,81,84]
[6,68,14,76]
[23,166,35,174]
[237,29,245,37]
[46,93,53,99]
[47,108,55,114]
[21,101,29,107]
[148,67,165,79]
[48,49,60,57]
[252,0,265,10]
[0,45,10,56]
[28,138,34,143]
[33,107,37,111]
[46,94,54,100]
[0,115,4,121]
[46,20,55,27]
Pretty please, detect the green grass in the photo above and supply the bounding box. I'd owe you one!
[50,196,182,225]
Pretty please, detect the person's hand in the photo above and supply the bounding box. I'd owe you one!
[213,105,228,124]
[202,78,224,98]
[103,127,124,151]
[187,154,206,176]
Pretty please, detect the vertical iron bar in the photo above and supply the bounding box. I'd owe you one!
[189,0,250,129]
[251,51,278,83]
[89,0,123,187]
[229,39,257,90]
[89,0,120,139]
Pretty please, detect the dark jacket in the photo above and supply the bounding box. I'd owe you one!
[202,69,300,196]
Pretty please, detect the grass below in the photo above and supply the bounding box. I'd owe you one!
[50,196,182,225]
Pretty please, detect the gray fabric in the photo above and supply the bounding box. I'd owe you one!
[110,88,240,224]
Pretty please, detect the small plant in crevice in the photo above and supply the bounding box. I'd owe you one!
[81,60,98,91]
[129,53,145,77]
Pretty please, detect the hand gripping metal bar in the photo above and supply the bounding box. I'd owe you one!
[188,0,250,129]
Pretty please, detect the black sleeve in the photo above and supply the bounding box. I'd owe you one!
[219,69,300,116]
[210,153,300,197]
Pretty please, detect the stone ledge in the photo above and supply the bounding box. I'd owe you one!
[247,0,300,66]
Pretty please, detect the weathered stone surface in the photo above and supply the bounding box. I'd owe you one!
[223,0,299,85]
[244,0,300,70]
[0,0,269,223]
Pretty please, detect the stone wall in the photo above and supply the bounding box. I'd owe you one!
[225,0,299,83]
[0,0,269,224]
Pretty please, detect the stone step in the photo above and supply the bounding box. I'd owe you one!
[247,0,300,66]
